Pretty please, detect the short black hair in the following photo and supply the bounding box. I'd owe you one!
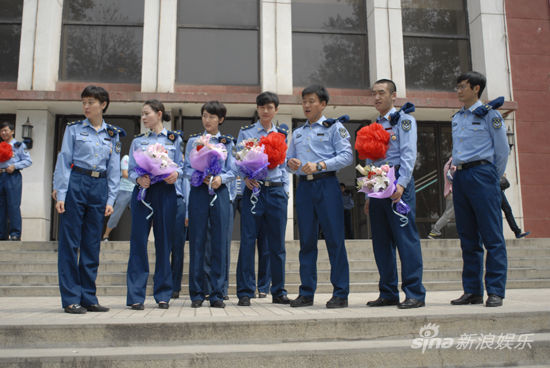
[81,85,110,112]
[374,79,397,94]
[0,121,15,131]
[302,84,329,104]
[201,101,227,121]
[456,71,486,98]
[144,99,171,122]
[256,91,279,107]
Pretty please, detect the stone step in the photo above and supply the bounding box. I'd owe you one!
[1,256,548,273]
[1,334,549,368]
[2,245,549,262]
[1,267,549,286]
[1,279,550,297]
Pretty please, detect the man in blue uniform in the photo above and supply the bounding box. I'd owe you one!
[235,91,290,306]
[0,121,32,241]
[287,84,352,308]
[364,79,426,309]
[450,71,509,307]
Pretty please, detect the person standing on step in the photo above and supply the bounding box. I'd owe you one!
[450,71,509,308]
[53,85,123,314]
[500,174,529,239]
[364,79,426,309]
[428,157,456,239]
[102,153,135,241]
[126,99,183,310]
[185,101,235,309]
[287,84,352,309]
[0,121,32,241]
[235,91,290,307]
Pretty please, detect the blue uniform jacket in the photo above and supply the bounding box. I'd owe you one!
[0,139,32,170]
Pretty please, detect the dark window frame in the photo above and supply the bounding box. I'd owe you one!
[0,0,23,82]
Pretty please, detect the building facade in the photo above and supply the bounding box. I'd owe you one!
[0,0,540,241]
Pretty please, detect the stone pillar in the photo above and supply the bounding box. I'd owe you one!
[367,0,406,96]
[260,0,293,95]
[141,0,160,92]
[15,110,56,241]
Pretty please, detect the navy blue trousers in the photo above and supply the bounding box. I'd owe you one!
[237,185,287,298]
[453,164,507,298]
[171,195,188,293]
[188,184,229,303]
[58,171,107,308]
[126,182,176,305]
[295,176,349,299]
[369,178,425,301]
[0,171,22,239]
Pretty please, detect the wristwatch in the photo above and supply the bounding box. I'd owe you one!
[316,162,323,172]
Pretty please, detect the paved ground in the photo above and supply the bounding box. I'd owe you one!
[1,289,548,325]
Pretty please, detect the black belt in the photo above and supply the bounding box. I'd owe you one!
[0,169,19,174]
[72,165,107,178]
[456,160,490,171]
[261,180,283,187]
[298,171,336,183]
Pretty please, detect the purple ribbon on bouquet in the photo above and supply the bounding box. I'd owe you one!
[237,162,268,214]
[391,179,411,227]
[190,155,223,206]
[134,167,170,219]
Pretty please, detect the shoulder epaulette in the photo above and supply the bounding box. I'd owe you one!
[276,123,289,137]
[173,130,184,138]
[14,141,22,148]
[241,124,254,131]
[323,115,350,128]
[389,102,415,126]
[219,134,234,145]
[188,133,201,139]
[473,96,504,117]
[106,124,127,138]
[66,120,83,127]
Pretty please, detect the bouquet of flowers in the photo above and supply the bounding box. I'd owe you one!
[0,142,13,162]
[356,163,410,226]
[234,138,269,214]
[189,134,228,205]
[133,143,179,218]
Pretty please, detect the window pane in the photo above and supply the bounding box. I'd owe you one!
[0,25,21,81]
[293,33,368,89]
[404,37,470,90]
[0,0,23,22]
[178,0,257,27]
[176,29,258,85]
[63,0,144,24]
[292,0,366,33]
[60,25,142,83]
[401,0,468,36]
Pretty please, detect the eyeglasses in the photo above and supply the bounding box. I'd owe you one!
[455,84,470,91]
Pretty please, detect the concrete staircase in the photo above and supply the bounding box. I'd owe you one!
[0,238,549,367]
[0,239,549,296]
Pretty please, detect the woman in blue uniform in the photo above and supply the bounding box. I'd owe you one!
[126,99,183,310]
[53,85,123,314]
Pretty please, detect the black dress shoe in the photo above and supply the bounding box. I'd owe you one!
[130,303,145,310]
[223,295,229,300]
[326,296,348,309]
[211,300,226,308]
[238,296,251,306]
[83,304,109,312]
[290,295,313,308]
[366,297,399,307]
[158,302,169,309]
[272,295,291,304]
[172,291,180,299]
[191,300,203,308]
[450,293,483,305]
[258,292,267,298]
[486,294,503,307]
[398,298,425,309]
[64,304,87,314]
[9,235,20,241]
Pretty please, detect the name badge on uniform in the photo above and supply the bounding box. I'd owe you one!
[166,142,174,146]
[317,133,325,136]
[80,132,88,136]
[104,137,112,141]
[141,141,149,145]
[296,134,302,139]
